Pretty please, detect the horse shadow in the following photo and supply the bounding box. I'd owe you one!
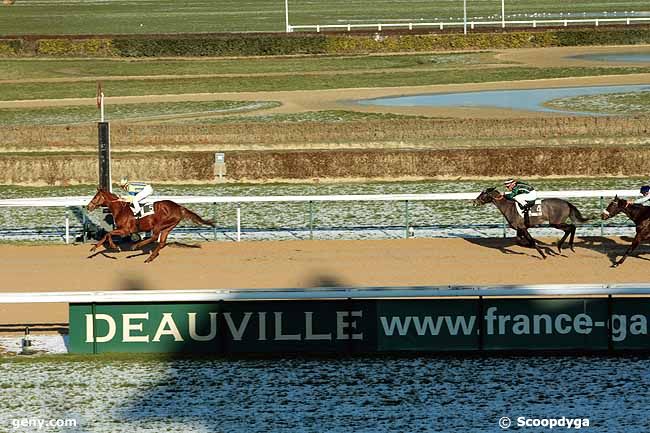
[87,237,202,261]
[573,235,650,266]
[463,237,560,259]
[465,234,650,265]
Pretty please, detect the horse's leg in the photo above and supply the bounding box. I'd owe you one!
[516,229,531,247]
[106,227,133,250]
[90,227,128,252]
[524,229,546,259]
[90,232,111,252]
[614,233,642,267]
[551,223,572,254]
[144,223,176,263]
[132,228,159,250]
[568,225,576,252]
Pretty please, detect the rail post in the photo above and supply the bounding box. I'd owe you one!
[212,203,217,241]
[599,196,604,236]
[82,207,87,243]
[404,200,410,239]
[65,208,70,244]
[309,200,314,240]
[236,203,241,242]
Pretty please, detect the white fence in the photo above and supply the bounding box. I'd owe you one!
[2,284,650,304]
[0,189,640,207]
[0,190,638,244]
[0,190,638,243]
[0,189,641,244]
[288,17,650,33]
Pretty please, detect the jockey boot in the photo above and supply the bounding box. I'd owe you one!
[522,203,533,227]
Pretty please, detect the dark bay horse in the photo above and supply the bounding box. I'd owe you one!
[601,196,650,267]
[474,187,589,259]
[87,188,214,263]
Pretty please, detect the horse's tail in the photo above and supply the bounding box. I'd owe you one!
[181,207,214,227]
[568,203,590,223]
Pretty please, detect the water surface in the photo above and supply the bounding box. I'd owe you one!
[571,52,650,63]
[358,85,650,116]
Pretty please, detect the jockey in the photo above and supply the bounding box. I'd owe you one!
[631,185,650,206]
[119,176,153,217]
[503,178,537,224]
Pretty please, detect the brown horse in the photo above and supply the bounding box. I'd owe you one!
[87,188,214,263]
[474,187,589,258]
[602,196,650,267]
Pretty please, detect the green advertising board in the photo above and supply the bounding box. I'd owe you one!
[69,296,650,354]
[70,300,375,354]
[482,298,609,351]
[611,298,650,350]
[375,299,480,351]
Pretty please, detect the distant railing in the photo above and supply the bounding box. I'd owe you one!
[0,189,641,244]
[288,17,650,32]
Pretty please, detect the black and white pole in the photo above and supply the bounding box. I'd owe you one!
[97,82,112,192]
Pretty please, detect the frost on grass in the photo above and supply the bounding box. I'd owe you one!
[0,357,649,432]
[545,91,650,115]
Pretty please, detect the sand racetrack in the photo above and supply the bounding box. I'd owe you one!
[1,236,649,325]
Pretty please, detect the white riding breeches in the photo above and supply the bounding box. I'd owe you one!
[132,185,153,215]
[513,191,537,209]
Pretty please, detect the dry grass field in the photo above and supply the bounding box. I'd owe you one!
[1,41,650,183]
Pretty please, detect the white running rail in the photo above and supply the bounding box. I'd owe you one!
[0,189,641,208]
[288,17,650,32]
[0,189,640,244]
[1,284,650,303]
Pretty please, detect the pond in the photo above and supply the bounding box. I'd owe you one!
[570,52,650,63]
[357,84,650,116]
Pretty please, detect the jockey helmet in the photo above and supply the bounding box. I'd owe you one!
[504,178,516,187]
[641,185,650,195]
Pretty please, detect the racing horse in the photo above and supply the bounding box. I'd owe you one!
[87,188,214,263]
[601,196,650,267]
[474,187,589,259]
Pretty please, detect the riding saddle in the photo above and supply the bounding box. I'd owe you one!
[516,199,542,218]
[130,202,155,219]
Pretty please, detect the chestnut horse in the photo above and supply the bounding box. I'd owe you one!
[601,196,650,267]
[87,188,214,263]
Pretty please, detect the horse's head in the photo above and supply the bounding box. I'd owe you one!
[602,196,627,220]
[87,187,116,212]
[473,187,500,206]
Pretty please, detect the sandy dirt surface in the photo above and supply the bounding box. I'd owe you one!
[0,236,648,325]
